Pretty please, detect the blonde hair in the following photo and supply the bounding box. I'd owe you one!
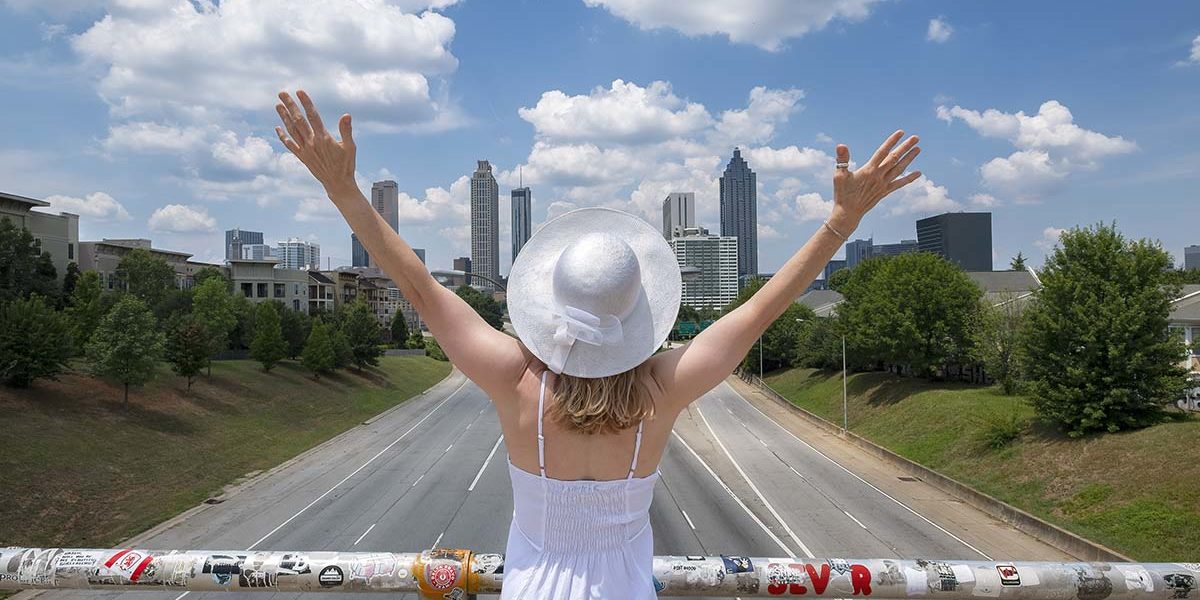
[548,365,655,435]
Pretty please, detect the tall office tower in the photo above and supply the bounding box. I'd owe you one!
[874,239,919,257]
[662,192,696,240]
[371,180,400,232]
[351,234,370,267]
[1186,245,1200,271]
[240,243,274,261]
[719,148,758,281]
[412,248,426,264]
[470,160,500,291]
[511,187,532,266]
[916,212,993,271]
[226,228,264,262]
[276,238,321,270]
[669,227,739,310]
[845,238,874,269]
[453,256,472,273]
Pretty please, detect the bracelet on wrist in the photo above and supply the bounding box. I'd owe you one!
[822,220,849,242]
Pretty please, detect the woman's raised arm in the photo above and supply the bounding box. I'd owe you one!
[648,131,923,408]
[274,90,528,398]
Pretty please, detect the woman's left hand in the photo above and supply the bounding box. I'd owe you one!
[274,90,357,195]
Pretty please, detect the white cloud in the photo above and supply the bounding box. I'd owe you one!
[758,223,782,239]
[519,80,712,144]
[792,192,834,221]
[70,0,460,131]
[887,175,961,215]
[101,121,211,154]
[294,197,341,223]
[968,192,997,208]
[712,86,805,146]
[1186,35,1200,65]
[583,0,883,51]
[1035,227,1065,250]
[148,203,216,233]
[937,100,1136,201]
[41,191,132,221]
[743,145,831,175]
[926,18,952,43]
[814,132,834,144]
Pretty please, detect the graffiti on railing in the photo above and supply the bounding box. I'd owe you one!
[3,547,1199,599]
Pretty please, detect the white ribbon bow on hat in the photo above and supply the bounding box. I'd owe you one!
[546,304,624,374]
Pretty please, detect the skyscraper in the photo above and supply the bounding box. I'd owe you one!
[371,180,400,232]
[351,233,369,267]
[276,238,321,270]
[1186,245,1200,271]
[719,148,757,281]
[470,160,500,291]
[662,192,696,240]
[845,238,874,269]
[916,212,993,271]
[511,187,532,267]
[226,228,263,262]
[670,227,738,310]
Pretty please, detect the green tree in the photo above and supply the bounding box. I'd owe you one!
[115,248,176,306]
[192,266,228,290]
[165,316,209,391]
[826,267,851,292]
[302,318,337,377]
[1010,252,1027,271]
[342,300,382,369]
[838,254,981,376]
[407,330,426,350]
[154,288,193,323]
[250,302,287,372]
[0,217,58,303]
[66,270,106,351]
[795,316,844,370]
[425,337,448,361]
[228,292,257,350]
[61,262,81,304]
[455,285,504,330]
[331,327,352,369]
[192,277,237,373]
[1166,268,1200,285]
[0,295,73,387]
[1021,223,1189,436]
[86,295,164,406]
[975,293,1027,395]
[389,311,410,348]
[722,278,816,373]
[279,305,311,359]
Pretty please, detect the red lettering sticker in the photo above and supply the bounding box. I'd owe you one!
[850,564,873,596]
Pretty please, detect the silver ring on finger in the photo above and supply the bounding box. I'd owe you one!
[835,161,850,169]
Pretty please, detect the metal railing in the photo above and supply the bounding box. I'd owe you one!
[2,547,1196,599]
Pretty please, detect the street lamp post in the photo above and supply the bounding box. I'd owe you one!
[842,332,848,433]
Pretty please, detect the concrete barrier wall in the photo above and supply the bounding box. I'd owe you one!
[742,375,1133,563]
[383,349,426,356]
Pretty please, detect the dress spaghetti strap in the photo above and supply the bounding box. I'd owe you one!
[536,369,646,481]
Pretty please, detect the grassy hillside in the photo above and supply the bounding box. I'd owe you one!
[765,368,1200,561]
[0,356,451,549]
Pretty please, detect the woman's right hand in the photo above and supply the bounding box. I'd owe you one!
[828,130,922,235]
[274,90,357,194]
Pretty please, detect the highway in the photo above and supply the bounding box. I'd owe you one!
[23,369,1070,600]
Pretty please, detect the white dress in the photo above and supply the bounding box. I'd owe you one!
[501,371,660,599]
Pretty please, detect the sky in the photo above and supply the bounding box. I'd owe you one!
[1,0,1198,274]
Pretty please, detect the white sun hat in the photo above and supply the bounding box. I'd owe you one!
[507,207,682,378]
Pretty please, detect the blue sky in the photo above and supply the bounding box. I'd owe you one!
[1,0,1197,274]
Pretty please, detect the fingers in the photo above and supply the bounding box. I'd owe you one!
[277,91,313,143]
[274,126,300,155]
[880,135,919,171]
[296,89,327,136]
[887,145,921,178]
[868,129,905,168]
[886,170,922,194]
[275,103,307,146]
[835,144,850,168]
[338,113,355,146]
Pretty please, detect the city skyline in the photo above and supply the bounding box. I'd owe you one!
[0,2,1197,272]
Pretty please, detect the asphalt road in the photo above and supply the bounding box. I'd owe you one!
[23,369,1070,600]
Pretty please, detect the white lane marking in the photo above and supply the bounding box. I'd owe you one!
[412,474,425,487]
[354,523,376,546]
[843,511,867,529]
[695,406,816,559]
[444,444,454,453]
[173,592,189,600]
[246,378,469,550]
[671,431,796,558]
[787,464,806,480]
[468,435,505,492]
[680,508,697,531]
[432,531,445,548]
[722,382,992,560]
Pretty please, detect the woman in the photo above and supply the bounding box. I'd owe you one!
[274,90,921,599]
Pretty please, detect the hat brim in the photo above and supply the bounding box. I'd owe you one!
[507,207,682,378]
